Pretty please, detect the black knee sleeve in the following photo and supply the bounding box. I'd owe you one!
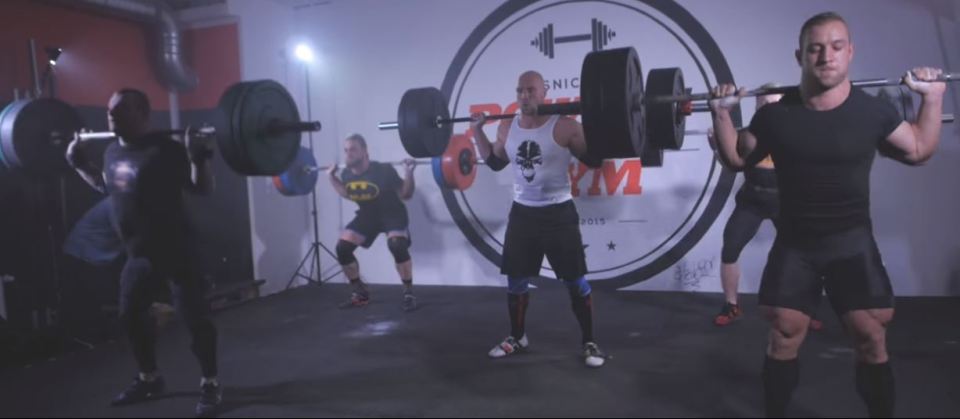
[722,206,765,264]
[188,319,218,378]
[720,244,742,264]
[763,356,800,418]
[387,236,411,264]
[336,240,358,266]
[856,362,895,418]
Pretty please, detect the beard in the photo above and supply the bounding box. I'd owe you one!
[520,103,538,115]
[809,67,847,90]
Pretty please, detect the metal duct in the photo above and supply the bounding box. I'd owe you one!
[44,0,199,91]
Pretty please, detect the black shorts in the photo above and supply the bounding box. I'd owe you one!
[721,186,779,263]
[734,184,779,219]
[759,224,894,316]
[501,200,588,280]
[345,208,409,248]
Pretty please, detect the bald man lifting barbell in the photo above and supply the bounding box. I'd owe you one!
[472,70,608,369]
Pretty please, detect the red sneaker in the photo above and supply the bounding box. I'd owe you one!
[714,303,742,326]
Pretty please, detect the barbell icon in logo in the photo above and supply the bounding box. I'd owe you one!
[530,19,616,59]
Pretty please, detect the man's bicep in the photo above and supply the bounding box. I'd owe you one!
[565,119,587,156]
[737,129,759,157]
[740,129,770,167]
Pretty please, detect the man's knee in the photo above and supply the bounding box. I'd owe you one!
[336,240,358,265]
[387,236,411,264]
[846,310,892,362]
[507,276,530,295]
[765,308,810,358]
[563,276,592,297]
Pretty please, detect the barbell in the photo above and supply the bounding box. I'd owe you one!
[279,78,954,196]
[379,47,646,163]
[647,73,959,104]
[273,134,485,196]
[3,48,954,180]
[0,98,85,176]
[0,80,326,177]
[378,47,958,169]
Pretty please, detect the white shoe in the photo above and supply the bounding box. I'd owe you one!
[583,342,607,368]
[488,335,529,358]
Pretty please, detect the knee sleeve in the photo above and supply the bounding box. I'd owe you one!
[722,207,764,264]
[722,222,750,264]
[387,236,411,264]
[721,244,743,264]
[564,276,592,297]
[507,276,530,295]
[336,240,358,266]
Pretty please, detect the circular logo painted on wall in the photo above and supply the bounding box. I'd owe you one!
[440,0,743,290]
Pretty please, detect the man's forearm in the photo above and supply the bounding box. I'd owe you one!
[474,126,495,159]
[712,110,744,169]
[75,165,106,193]
[329,177,348,198]
[191,161,215,195]
[912,94,944,161]
[400,175,415,200]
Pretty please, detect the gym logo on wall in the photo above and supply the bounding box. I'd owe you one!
[515,140,543,182]
[345,181,380,202]
[440,0,740,290]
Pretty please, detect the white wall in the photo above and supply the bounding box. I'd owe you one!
[228,0,347,296]
[229,0,960,297]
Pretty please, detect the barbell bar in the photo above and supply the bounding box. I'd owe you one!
[273,133,487,196]
[646,72,960,105]
[0,80,325,177]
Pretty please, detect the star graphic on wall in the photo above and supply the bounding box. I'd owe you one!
[607,241,617,251]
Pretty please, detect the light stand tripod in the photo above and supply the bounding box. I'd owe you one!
[286,58,340,290]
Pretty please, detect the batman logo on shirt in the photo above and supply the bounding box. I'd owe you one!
[345,181,380,202]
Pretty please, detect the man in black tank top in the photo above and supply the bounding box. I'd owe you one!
[327,134,419,312]
[65,89,221,417]
[710,12,947,418]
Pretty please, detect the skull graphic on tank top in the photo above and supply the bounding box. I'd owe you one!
[514,140,542,182]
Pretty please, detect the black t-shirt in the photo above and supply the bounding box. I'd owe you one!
[748,86,903,237]
[340,162,405,215]
[103,132,191,247]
